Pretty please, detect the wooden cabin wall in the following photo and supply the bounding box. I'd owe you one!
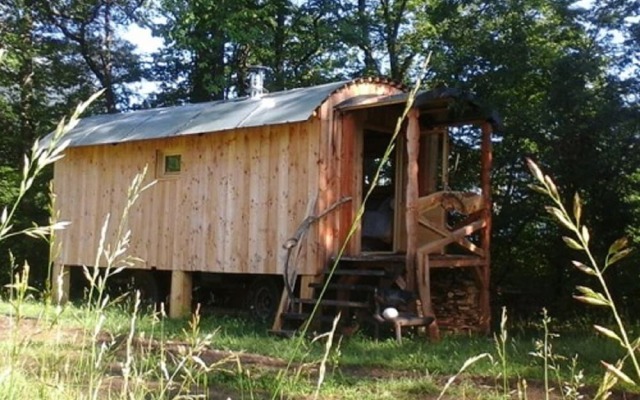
[53,80,404,279]
[53,121,322,276]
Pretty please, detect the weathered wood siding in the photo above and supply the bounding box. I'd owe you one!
[54,122,318,275]
[54,80,402,276]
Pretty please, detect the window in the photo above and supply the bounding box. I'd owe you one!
[164,154,181,173]
[156,150,182,178]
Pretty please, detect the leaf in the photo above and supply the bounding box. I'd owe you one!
[526,158,545,183]
[0,207,7,225]
[601,361,635,385]
[572,260,596,276]
[593,325,623,345]
[546,207,574,229]
[608,237,629,256]
[574,286,609,306]
[581,226,590,245]
[573,295,609,307]
[563,236,583,250]
[51,221,71,231]
[544,175,559,199]
[608,248,633,267]
[576,285,599,296]
[528,184,548,195]
[573,193,582,224]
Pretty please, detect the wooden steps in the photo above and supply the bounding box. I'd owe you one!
[292,298,370,308]
[271,255,405,336]
[308,282,378,291]
[323,268,387,277]
[271,253,487,339]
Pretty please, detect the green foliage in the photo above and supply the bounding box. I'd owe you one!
[0,0,638,316]
[149,0,345,104]
[528,158,639,397]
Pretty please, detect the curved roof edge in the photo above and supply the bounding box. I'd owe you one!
[43,77,405,148]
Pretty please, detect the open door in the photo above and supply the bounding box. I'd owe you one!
[360,130,398,252]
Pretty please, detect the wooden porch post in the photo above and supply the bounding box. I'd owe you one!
[405,109,420,292]
[480,122,493,334]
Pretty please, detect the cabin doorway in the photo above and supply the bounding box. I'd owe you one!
[360,130,398,252]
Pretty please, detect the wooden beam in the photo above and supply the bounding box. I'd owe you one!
[417,219,487,255]
[393,136,407,252]
[417,252,433,317]
[342,112,362,254]
[169,270,192,318]
[418,217,486,257]
[405,109,420,292]
[480,121,493,334]
[51,264,70,305]
[417,254,440,341]
[363,122,395,134]
[442,130,450,189]
[429,255,487,268]
[271,289,289,332]
[421,130,441,195]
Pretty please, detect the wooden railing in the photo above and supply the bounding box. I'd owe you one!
[412,191,489,330]
[416,191,486,256]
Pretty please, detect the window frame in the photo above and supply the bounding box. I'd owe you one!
[156,149,183,179]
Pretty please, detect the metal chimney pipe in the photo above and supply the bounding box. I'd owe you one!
[248,66,268,98]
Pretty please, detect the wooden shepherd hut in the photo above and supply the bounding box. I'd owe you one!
[51,77,499,339]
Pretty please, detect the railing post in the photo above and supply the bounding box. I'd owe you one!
[480,121,493,334]
[405,109,420,292]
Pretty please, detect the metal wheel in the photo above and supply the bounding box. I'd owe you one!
[246,278,281,321]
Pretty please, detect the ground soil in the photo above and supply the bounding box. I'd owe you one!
[1,314,639,399]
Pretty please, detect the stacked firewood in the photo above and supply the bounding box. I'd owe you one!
[431,270,481,333]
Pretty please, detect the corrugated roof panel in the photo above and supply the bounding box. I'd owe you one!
[178,96,263,135]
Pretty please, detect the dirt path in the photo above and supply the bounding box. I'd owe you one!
[1,314,638,399]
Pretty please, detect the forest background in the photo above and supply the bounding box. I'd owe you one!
[0,0,638,320]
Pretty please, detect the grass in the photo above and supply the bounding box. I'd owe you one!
[0,298,631,399]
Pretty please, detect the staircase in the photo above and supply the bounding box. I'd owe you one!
[270,254,406,337]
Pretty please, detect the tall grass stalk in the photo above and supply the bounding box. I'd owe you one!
[0,91,102,398]
[543,309,551,399]
[312,313,340,400]
[527,158,638,397]
[495,306,509,397]
[528,309,556,400]
[436,353,493,400]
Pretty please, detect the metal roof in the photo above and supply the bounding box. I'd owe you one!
[44,79,500,148]
[337,88,502,129]
[51,79,392,148]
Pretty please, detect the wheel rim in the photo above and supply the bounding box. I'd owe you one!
[252,284,278,319]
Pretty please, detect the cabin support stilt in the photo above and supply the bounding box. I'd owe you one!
[51,264,70,305]
[169,270,192,318]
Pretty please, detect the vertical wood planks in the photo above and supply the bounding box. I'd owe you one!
[53,81,405,280]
